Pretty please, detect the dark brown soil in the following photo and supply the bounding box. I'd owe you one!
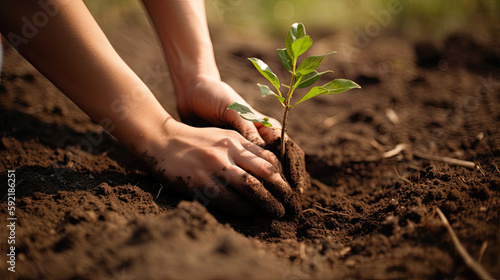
[1,27,499,280]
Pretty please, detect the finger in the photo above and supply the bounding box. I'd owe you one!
[193,174,261,217]
[225,109,265,145]
[223,165,285,218]
[241,140,280,166]
[235,150,294,205]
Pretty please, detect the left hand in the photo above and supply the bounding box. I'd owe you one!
[175,75,281,146]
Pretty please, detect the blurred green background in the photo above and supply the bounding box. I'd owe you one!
[83,0,499,39]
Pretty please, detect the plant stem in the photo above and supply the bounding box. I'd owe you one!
[280,59,297,164]
[280,103,290,163]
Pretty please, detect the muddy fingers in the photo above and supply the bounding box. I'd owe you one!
[199,175,262,217]
[222,165,286,218]
[234,147,298,215]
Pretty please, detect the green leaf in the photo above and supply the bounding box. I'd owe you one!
[258,84,284,104]
[227,102,273,127]
[285,22,313,60]
[248,58,280,91]
[294,79,361,106]
[277,48,293,72]
[291,36,312,58]
[295,51,336,76]
[286,23,307,59]
[294,70,333,89]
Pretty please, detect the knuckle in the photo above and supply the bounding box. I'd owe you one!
[214,132,241,149]
[226,130,242,139]
[254,162,275,178]
[263,150,279,164]
[200,148,220,162]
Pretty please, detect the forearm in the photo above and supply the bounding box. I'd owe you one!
[0,0,171,153]
[141,0,220,93]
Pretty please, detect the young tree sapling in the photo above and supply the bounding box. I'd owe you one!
[228,23,361,163]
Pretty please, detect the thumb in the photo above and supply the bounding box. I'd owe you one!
[255,121,281,144]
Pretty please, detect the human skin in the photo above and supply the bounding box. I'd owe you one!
[0,0,295,217]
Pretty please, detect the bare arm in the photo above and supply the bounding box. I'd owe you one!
[142,0,219,90]
[0,0,170,154]
[141,0,282,142]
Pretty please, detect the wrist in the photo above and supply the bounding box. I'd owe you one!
[129,115,179,158]
[171,65,221,95]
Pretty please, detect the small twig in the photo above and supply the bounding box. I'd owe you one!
[394,167,412,184]
[435,207,494,280]
[383,143,407,159]
[369,138,385,152]
[314,203,349,216]
[302,208,319,214]
[415,152,477,169]
[154,184,163,201]
[477,241,488,263]
[302,203,349,217]
[318,111,349,129]
[492,162,500,175]
[476,164,486,176]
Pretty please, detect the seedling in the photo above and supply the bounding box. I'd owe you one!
[228,23,360,162]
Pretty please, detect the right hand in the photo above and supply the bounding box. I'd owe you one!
[146,119,296,218]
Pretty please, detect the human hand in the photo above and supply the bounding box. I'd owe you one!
[176,75,309,195]
[145,119,295,218]
[176,75,279,145]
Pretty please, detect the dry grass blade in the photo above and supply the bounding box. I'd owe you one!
[318,111,350,130]
[491,161,500,175]
[383,143,407,158]
[477,241,488,263]
[394,167,412,184]
[154,184,163,201]
[435,207,494,280]
[314,204,349,216]
[415,152,477,169]
[302,203,349,217]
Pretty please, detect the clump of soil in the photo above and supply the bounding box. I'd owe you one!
[1,28,499,280]
[263,137,310,217]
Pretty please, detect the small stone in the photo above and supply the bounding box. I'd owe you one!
[476,132,484,141]
[345,259,356,267]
